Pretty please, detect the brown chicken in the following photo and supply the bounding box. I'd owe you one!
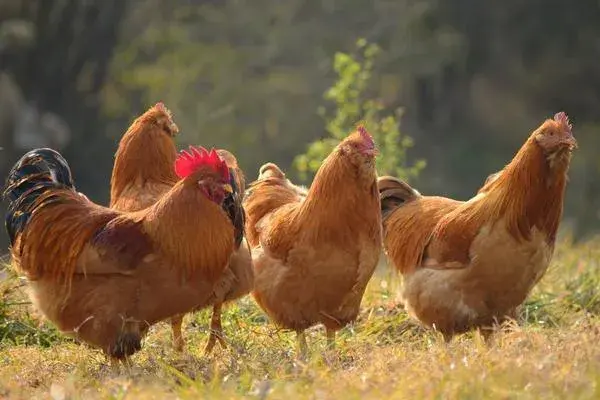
[110,102,179,211]
[4,146,238,361]
[109,103,252,354]
[244,127,382,354]
[379,113,576,338]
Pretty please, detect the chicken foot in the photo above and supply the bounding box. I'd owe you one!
[170,303,228,355]
[204,302,227,355]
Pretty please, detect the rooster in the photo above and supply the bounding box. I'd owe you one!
[170,149,253,354]
[379,112,576,338]
[4,146,238,361]
[244,127,381,355]
[109,103,252,354]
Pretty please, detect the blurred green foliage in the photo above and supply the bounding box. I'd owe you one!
[294,39,425,181]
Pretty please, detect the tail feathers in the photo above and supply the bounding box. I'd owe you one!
[3,148,76,246]
[244,163,304,248]
[378,176,421,220]
[258,162,285,180]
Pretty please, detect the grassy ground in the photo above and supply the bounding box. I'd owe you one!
[1,236,600,399]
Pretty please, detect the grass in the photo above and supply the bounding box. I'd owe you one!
[1,236,600,399]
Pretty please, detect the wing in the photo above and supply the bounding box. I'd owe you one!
[384,196,463,274]
[254,202,302,261]
[244,177,303,249]
[422,195,492,270]
[75,215,155,276]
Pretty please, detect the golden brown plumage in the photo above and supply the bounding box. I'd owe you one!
[5,148,235,360]
[244,163,307,248]
[380,113,576,337]
[110,102,179,211]
[109,108,252,353]
[244,127,381,354]
[170,149,253,354]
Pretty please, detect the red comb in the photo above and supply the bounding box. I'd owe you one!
[174,145,230,180]
[554,112,572,132]
[358,126,375,148]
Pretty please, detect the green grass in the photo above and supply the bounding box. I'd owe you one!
[1,236,600,399]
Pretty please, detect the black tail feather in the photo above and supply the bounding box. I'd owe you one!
[3,148,76,246]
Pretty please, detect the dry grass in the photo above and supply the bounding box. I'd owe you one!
[1,235,600,399]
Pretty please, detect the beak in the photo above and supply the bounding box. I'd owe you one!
[365,147,379,156]
[169,122,179,136]
[222,183,233,194]
[562,136,578,150]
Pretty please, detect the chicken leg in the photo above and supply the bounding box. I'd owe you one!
[296,330,308,359]
[204,302,227,355]
[326,328,336,349]
[171,315,185,352]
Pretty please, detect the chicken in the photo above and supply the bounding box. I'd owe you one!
[4,146,239,361]
[109,103,252,353]
[379,112,577,338]
[110,102,179,212]
[244,127,381,355]
[170,149,253,354]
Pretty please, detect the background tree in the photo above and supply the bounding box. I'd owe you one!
[0,0,128,248]
[295,39,425,182]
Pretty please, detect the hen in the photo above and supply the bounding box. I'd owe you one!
[4,146,237,361]
[110,102,179,212]
[379,113,576,338]
[244,127,381,355]
[109,103,252,354]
